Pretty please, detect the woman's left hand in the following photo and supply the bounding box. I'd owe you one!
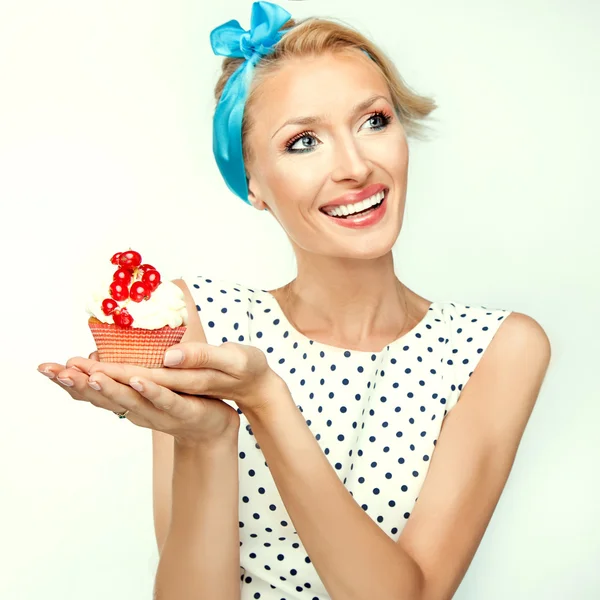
[68,341,286,416]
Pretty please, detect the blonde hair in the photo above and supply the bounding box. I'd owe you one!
[213,16,438,169]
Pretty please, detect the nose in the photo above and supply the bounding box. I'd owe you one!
[330,137,373,184]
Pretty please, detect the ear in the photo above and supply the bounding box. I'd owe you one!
[247,174,269,212]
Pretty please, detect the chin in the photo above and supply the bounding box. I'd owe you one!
[325,235,398,260]
[343,244,395,260]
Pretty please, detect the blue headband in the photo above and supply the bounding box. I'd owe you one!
[210,1,292,205]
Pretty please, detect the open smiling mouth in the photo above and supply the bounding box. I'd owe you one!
[319,189,388,228]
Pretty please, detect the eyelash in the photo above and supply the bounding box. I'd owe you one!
[283,110,394,154]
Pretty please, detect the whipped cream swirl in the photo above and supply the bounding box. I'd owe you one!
[86,278,188,330]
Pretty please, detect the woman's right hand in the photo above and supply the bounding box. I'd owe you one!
[37,352,241,447]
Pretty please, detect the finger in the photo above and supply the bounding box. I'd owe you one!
[37,361,138,414]
[88,354,235,399]
[38,355,98,379]
[89,362,154,386]
[162,341,247,375]
[37,362,65,379]
[65,356,95,374]
[54,367,132,412]
[38,363,86,388]
[128,376,195,421]
[89,350,99,361]
[36,362,117,410]
[91,372,183,424]
[82,370,153,418]
[66,356,101,375]
[93,359,228,397]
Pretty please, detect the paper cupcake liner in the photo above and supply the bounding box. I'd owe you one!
[88,317,186,368]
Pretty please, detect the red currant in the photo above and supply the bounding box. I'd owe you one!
[129,281,151,302]
[113,267,132,286]
[113,307,134,328]
[142,269,161,291]
[110,252,122,265]
[118,250,142,269]
[109,280,129,301]
[137,263,156,276]
[101,298,118,316]
[120,307,134,327]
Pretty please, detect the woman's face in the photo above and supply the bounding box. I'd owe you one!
[245,49,409,259]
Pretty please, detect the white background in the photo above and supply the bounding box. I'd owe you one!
[1,0,599,598]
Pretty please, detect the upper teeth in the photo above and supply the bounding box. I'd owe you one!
[324,191,385,217]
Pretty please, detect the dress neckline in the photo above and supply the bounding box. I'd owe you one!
[260,289,437,356]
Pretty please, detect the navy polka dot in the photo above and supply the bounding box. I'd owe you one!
[184,275,512,598]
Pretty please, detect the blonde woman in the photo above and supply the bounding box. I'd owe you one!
[39,2,552,599]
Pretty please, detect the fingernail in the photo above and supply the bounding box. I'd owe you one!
[130,377,144,392]
[39,368,55,379]
[88,379,101,391]
[57,377,74,387]
[164,349,183,366]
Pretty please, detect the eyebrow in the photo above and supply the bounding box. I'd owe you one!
[270,94,391,140]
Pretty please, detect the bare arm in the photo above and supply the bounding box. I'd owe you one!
[152,278,241,600]
[153,436,241,600]
[152,429,175,555]
[242,313,551,600]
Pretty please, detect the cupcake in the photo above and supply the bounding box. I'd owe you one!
[86,249,188,368]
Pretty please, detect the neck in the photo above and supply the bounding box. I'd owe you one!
[280,252,414,350]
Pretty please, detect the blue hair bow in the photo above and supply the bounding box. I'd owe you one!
[210,1,292,204]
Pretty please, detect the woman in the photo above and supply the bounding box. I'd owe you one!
[38,2,552,599]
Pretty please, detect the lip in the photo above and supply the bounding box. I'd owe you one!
[321,189,388,229]
[319,183,388,211]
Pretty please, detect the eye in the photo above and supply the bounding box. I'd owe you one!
[285,132,320,154]
[362,110,393,131]
[283,110,393,154]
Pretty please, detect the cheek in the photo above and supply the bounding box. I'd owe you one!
[271,160,322,204]
[265,166,321,234]
[281,158,321,182]
[377,133,408,171]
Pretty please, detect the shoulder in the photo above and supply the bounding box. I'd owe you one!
[460,310,552,422]
[436,301,551,408]
[488,310,551,364]
[173,274,260,297]
[453,300,552,374]
[170,277,204,340]
[492,312,553,410]
[435,299,512,322]
[171,275,266,335]
[436,300,550,353]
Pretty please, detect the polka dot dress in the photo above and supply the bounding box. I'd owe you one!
[183,274,512,600]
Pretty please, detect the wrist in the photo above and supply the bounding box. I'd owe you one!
[244,373,291,422]
[174,425,240,454]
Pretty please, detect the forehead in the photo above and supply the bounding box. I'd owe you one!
[251,50,391,125]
